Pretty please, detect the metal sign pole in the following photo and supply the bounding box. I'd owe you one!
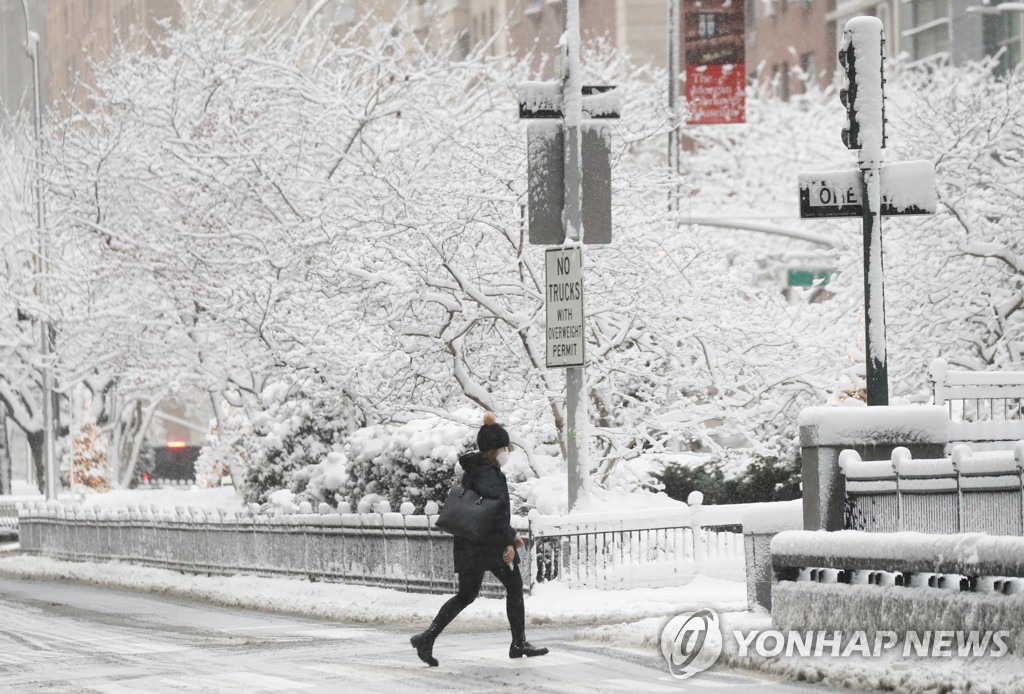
[564,0,587,511]
[861,154,888,405]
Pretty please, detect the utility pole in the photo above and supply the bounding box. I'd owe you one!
[21,0,57,498]
[563,0,587,511]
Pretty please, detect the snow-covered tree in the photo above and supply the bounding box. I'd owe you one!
[62,398,110,492]
[5,0,1021,506]
[193,401,250,489]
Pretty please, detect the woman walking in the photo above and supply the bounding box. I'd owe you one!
[411,412,548,666]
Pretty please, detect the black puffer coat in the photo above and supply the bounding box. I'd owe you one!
[452,452,518,574]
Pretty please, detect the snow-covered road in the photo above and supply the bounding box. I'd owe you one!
[0,576,815,693]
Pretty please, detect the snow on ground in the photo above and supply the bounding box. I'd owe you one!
[8,486,1024,690]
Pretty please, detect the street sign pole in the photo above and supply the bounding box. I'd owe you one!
[861,150,888,405]
[846,18,888,406]
[840,17,890,406]
[563,0,587,512]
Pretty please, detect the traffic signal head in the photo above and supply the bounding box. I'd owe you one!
[838,38,860,150]
[839,17,888,153]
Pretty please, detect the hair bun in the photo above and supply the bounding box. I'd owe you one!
[482,411,498,426]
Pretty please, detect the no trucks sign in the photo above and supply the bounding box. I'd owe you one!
[546,247,585,368]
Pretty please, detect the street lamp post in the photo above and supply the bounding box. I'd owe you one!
[668,0,681,213]
[20,0,58,500]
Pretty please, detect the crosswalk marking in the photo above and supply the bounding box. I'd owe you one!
[86,682,152,694]
[603,679,686,692]
[160,672,314,691]
[304,661,419,680]
[294,627,372,639]
[454,648,595,668]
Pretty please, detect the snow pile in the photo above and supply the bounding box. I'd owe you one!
[799,405,948,446]
[742,499,803,534]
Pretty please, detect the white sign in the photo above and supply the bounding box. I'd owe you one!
[545,247,585,368]
[798,161,936,218]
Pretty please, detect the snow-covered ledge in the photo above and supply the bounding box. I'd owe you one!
[798,406,948,532]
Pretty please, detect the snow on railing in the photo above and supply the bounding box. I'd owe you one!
[15,494,749,592]
[16,501,529,597]
[528,492,746,589]
[841,443,1024,535]
[930,358,1024,451]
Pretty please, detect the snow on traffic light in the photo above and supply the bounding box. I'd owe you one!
[839,17,887,153]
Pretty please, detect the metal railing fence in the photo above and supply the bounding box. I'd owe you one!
[841,444,1024,535]
[528,496,747,588]
[19,504,531,597]
[17,497,749,593]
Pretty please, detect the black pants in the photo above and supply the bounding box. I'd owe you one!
[432,563,525,638]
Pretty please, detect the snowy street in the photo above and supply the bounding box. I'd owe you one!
[0,575,813,693]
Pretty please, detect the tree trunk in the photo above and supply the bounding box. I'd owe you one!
[0,407,10,495]
[27,429,44,494]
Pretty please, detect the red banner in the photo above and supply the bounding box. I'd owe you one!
[683,0,746,125]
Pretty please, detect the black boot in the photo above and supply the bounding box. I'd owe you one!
[510,635,549,659]
[410,621,444,667]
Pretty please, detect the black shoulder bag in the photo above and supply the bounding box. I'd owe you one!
[435,484,502,542]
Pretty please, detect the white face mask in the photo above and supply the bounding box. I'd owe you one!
[496,451,510,466]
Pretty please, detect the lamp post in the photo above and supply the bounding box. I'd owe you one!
[20,0,57,500]
[668,0,681,214]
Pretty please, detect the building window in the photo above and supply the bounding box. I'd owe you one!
[908,0,951,62]
[698,13,718,38]
[526,0,543,15]
[984,2,1023,76]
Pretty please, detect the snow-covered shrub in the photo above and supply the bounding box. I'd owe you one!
[655,448,801,506]
[242,387,352,505]
[290,451,349,507]
[326,413,479,514]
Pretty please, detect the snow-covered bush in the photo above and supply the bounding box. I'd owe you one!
[323,413,479,514]
[242,387,352,505]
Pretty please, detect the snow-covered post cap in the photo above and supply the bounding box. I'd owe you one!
[837,448,863,476]
[1015,441,1024,471]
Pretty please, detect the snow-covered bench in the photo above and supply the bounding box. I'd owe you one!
[930,358,1024,452]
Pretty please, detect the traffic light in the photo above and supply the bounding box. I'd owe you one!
[839,38,859,150]
[839,18,888,152]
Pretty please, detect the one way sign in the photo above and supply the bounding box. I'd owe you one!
[799,160,937,219]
